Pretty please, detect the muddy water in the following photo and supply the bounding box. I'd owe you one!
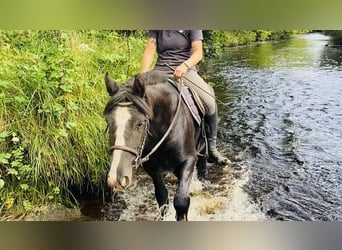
[80,163,263,221]
[80,33,342,221]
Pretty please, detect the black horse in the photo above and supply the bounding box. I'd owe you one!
[104,71,206,221]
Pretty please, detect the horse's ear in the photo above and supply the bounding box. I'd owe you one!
[105,72,119,96]
[132,74,145,97]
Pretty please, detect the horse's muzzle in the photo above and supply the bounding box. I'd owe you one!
[107,175,131,192]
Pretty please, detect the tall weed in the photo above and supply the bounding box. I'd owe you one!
[0,30,146,214]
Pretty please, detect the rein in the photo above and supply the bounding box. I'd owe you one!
[136,79,183,166]
[108,79,183,168]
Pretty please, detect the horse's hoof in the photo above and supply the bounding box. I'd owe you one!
[208,154,231,166]
[218,156,231,166]
[159,204,169,218]
[176,214,188,221]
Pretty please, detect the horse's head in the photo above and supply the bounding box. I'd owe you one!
[104,73,153,191]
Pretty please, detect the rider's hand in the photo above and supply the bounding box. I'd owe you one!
[173,63,188,79]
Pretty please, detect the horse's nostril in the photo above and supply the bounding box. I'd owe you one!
[121,176,130,188]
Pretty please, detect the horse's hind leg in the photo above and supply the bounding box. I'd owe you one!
[173,156,196,221]
[196,153,207,181]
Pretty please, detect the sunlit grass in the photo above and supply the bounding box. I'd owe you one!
[0,30,146,215]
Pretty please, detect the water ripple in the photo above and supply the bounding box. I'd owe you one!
[212,33,342,221]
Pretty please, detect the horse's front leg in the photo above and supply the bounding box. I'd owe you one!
[144,166,169,217]
[174,156,196,221]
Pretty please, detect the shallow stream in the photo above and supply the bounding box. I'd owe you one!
[80,33,342,221]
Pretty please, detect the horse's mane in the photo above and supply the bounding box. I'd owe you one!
[134,71,170,86]
[104,71,170,118]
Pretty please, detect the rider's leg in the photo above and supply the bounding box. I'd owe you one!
[204,108,229,165]
[183,69,228,165]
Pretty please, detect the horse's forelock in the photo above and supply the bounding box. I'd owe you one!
[104,89,126,115]
[104,72,170,118]
[104,87,153,119]
[126,91,153,119]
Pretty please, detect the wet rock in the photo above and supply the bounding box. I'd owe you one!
[24,204,84,221]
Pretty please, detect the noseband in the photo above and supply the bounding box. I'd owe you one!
[110,145,138,157]
[108,80,183,168]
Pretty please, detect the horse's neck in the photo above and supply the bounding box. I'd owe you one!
[147,84,177,125]
[148,83,175,107]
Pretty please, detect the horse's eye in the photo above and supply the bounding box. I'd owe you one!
[137,121,145,129]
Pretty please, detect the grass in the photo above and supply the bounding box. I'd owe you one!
[0,30,146,216]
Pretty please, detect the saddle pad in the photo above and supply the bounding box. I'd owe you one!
[180,85,204,126]
[167,79,205,126]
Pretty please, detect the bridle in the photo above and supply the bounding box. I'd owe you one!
[108,80,183,168]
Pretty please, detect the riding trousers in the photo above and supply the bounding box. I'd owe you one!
[153,68,217,116]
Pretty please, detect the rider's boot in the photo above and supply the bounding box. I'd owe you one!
[205,112,229,165]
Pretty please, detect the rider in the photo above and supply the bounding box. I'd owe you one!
[140,30,228,165]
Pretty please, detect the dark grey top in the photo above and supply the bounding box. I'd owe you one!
[148,30,203,71]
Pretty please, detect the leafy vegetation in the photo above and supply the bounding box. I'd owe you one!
[203,30,309,57]
[0,30,306,218]
[0,30,146,216]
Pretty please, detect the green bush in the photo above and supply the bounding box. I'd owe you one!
[0,30,147,215]
[203,30,309,58]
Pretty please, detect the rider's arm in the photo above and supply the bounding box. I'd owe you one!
[185,40,203,68]
[141,37,156,73]
[173,40,203,79]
